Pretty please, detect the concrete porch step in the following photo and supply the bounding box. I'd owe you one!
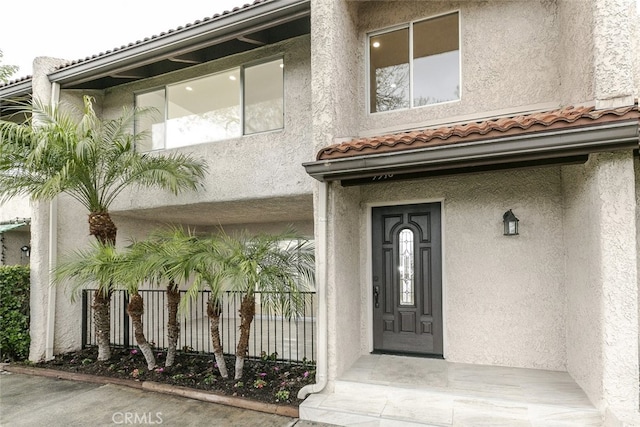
[300,380,602,426]
[299,355,602,426]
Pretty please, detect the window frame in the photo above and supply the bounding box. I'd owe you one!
[134,55,284,151]
[366,10,462,115]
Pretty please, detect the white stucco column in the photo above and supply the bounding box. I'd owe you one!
[309,0,362,386]
[592,151,639,421]
[27,57,67,362]
[593,0,635,109]
[28,200,49,362]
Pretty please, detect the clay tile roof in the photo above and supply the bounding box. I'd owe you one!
[0,0,267,89]
[0,75,32,88]
[317,103,640,161]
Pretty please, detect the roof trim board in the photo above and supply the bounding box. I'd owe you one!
[0,222,28,233]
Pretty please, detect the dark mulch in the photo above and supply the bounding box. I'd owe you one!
[22,347,315,407]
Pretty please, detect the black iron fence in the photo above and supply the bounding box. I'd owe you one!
[82,289,316,363]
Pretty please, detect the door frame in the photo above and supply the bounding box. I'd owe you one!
[365,198,447,357]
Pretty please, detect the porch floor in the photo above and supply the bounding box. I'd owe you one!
[300,354,601,426]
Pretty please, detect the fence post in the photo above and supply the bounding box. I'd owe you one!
[81,290,88,348]
[123,292,130,348]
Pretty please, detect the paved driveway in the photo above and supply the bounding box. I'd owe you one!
[0,372,330,427]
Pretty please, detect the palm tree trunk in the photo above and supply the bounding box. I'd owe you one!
[93,289,112,361]
[165,282,180,367]
[127,292,156,370]
[234,293,255,380]
[88,211,118,361]
[207,298,228,379]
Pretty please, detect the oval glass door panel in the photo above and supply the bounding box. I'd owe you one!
[398,228,414,306]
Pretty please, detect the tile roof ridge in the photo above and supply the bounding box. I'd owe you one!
[317,101,639,160]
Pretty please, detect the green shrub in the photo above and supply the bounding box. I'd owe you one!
[0,265,30,361]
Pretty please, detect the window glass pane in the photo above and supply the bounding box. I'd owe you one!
[244,59,284,134]
[398,229,414,306]
[166,69,240,148]
[413,12,460,106]
[370,28,410,113]
[135,89,165,152]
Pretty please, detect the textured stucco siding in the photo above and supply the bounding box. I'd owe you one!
[636,157,640,371]
[593,0,636,107]
[93,35,314,212]
[326,183,363,383]
[354,0,561,135]
[310,0,361,151]
[562,161,604,404]
[563,152,639,413]
[557,0,594,105]
[0,197,31,222]
[632,0,640,100]
[28,58,72,361]
[355,167,567,370]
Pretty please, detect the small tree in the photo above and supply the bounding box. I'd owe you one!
[54,242,157,370]
[185,236,230,378]
[206,229,315,380]
[124,227,201,368]
[0,96,207,361]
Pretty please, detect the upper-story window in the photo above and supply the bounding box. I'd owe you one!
[135,58,284,152]
[368,11,460,113]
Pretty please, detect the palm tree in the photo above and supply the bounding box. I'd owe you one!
[185,236,230,379]
[54,242,157,370]
[208,229,315,380]
[124,227,200,368]
[0,95,208,361]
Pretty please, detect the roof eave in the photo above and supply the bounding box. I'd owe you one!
[303,120,640,182]
[0,79,32,99]
[48,0,310,88]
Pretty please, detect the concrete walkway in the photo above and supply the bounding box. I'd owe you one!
[0,371,333,427]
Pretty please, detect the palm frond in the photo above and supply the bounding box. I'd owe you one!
[0,96,207,214]
[53,241,129,302]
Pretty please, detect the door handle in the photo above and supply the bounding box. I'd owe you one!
[373,286,380,308]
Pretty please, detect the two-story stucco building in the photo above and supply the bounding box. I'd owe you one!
[1,0,639,425]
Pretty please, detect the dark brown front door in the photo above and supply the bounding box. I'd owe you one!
[372,203,443,356]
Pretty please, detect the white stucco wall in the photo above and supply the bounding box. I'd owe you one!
[563,152,639,415]
[593,0,636,108]
[310,0,364,385]
[562,160,604,403]
[28,57,70,361]
[557,0,594,105]
[350,166,566,371]
[636,157,640,380]
[632,0,640,100]
[0,197,31,222]
[353,0,563,136]
[325,184,363,383]
[28,34,317,359]
[97,35,314,213]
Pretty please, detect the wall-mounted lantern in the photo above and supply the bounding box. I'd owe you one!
[503,210,519,236]
[20,245,30,257]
